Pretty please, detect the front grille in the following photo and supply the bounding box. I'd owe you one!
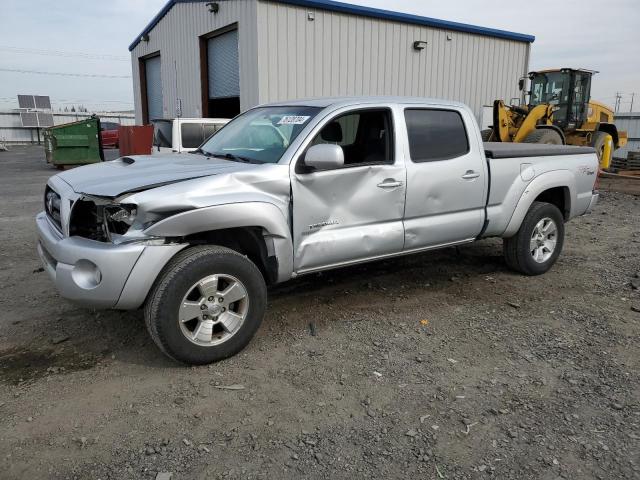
[44,186,62,231]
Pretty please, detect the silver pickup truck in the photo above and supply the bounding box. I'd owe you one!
[36,97,599,364]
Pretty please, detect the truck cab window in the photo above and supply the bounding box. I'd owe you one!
[181,123,204,149]
[311,109,393,166]
[404,109,469,162]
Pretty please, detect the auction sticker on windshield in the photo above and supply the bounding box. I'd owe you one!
[278,115,310,125]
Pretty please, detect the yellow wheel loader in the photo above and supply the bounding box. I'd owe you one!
[482,68,627,169]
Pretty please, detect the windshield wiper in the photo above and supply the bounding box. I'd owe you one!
[189,147,206,155]
[212,152,261,164]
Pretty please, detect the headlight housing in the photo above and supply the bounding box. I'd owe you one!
[69,198,138,242]
[104,204,137,235]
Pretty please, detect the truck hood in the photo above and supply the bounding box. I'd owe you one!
[57,153,256,197]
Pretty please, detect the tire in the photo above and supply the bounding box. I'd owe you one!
[144,245,267,365]
[522,129,563,145]
[480,129,493,142]
[503,201,565,276]
[591,131,610,167]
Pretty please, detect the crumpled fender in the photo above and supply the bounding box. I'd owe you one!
[502,170,575,238]
[144,201,294,282]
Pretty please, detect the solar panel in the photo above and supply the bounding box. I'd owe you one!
[20,112,39,127]
[34,95,52,110]
[37,112,54,127]
[18,95,36,109]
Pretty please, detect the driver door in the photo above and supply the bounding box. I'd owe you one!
[290,107,406,273]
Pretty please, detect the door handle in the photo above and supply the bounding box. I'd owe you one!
[461,170,480,180]
[377,179,403,189]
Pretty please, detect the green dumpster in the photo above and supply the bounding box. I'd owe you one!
[44,117,104,167]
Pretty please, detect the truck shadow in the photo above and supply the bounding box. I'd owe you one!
[2,239,507,379]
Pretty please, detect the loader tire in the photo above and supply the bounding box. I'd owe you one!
[591,131,611,168]
[522,129,563,145]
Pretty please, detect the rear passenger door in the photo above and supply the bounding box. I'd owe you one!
[401,107,487,250]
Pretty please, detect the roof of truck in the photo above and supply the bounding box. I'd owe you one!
[129,0,535,51]
[259,96,470,110]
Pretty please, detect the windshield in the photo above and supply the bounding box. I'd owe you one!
[529,72,570,107]
[199,106,322,164]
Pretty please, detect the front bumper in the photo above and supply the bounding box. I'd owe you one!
[36,212,186,309]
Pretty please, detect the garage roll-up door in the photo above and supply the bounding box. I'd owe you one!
[207,29,239,99]
[145,55,163,121]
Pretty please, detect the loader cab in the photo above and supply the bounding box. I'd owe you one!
[528,69,594,131]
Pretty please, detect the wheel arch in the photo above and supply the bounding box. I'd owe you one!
[144,201,294,283]
[502,171,576,238]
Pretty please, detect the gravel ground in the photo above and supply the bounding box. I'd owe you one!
[0,146,639,480]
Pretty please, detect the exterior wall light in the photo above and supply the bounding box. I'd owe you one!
[206,2,219,13]
[413,40,427,51]
[141,34,149,42]
[308,12,315,21]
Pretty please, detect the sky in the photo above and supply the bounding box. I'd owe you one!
[1,0,638,112]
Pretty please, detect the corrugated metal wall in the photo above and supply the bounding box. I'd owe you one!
[131,0,530,122]
[131,0,259,124]
[255,0,529,119]
[0,112,135,144]
[614,113,640,159]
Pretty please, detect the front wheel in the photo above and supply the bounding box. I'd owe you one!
[144,246,267,365]
[503,201,565,275]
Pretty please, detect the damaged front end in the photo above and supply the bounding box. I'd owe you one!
[68,194,170,245]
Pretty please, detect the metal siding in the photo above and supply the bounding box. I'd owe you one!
[131,0,529,123]
[258,0,529,118]
[614,114,640,158]
[131,0,259,123]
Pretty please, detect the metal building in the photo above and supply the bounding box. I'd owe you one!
[614,113,640,159]
[129,0,534,124]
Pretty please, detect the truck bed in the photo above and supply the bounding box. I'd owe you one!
[484,142,595,159]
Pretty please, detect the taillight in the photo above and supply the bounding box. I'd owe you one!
[593,170,600,192]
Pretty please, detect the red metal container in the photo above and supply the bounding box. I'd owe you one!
[118,125,154,156]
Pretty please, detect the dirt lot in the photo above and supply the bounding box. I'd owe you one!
[0,146,638,480]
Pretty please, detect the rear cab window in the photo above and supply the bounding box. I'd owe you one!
[404,109,469,162]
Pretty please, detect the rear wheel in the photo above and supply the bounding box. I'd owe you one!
[522,129,563,145]
[503,201,565,275]
[144,246,267,365]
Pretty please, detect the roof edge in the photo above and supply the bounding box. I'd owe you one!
[129,0,535,52]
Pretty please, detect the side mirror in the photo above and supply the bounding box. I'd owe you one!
[303,143,344,171]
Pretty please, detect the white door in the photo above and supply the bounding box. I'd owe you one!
[291,107,406,273]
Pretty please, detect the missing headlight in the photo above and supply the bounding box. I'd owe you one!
[104,205,137,236]
[69,200,137,241]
